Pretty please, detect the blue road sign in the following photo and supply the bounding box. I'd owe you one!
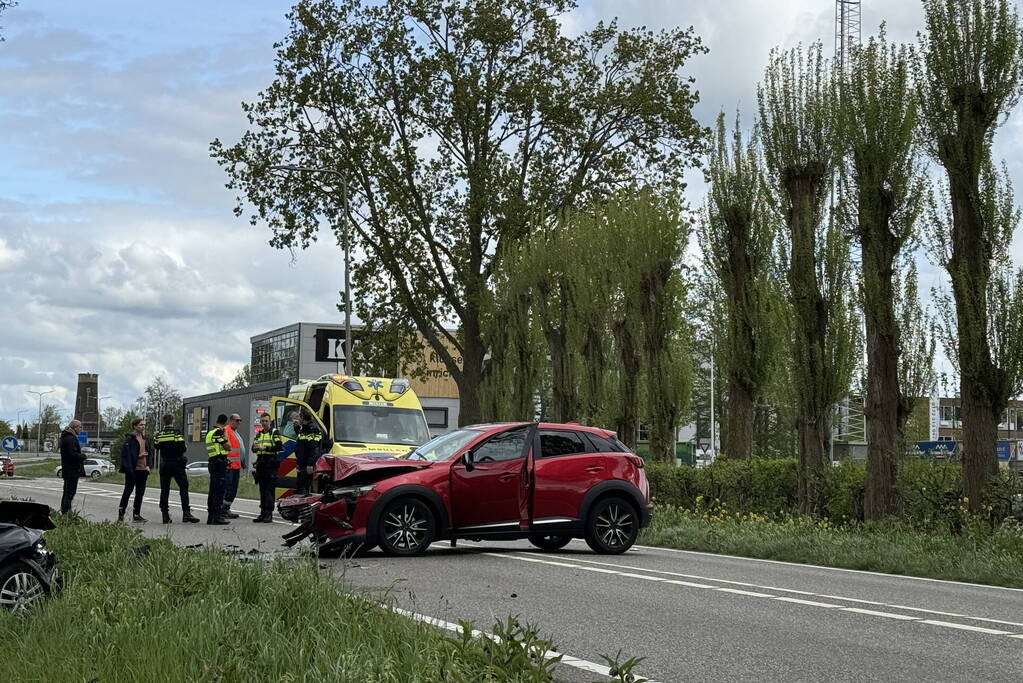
[1,436,17,453]
[77,431,88,445]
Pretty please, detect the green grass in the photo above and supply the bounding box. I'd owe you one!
[10,458,61,479]
[0,517,572,682]
[640,503,1023,588]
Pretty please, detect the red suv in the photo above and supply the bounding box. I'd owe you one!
[280,422,651,556]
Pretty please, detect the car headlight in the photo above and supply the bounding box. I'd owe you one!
[329,484,375,499]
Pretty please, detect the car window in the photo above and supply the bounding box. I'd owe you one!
[473,427,527,463]
[85,459,97,466]
[539,430,589,458]
[585,433,630,453]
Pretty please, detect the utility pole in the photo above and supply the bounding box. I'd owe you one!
[97,395,111,447]
[709,343,716,461]
[26,389,55,454]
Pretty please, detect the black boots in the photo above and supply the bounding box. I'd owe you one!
[207,516,230,525]
[162,511,172,524]
[252,514,272,523]
[182,511,200,524]
[133,513,147,523]
[117,508,125,522]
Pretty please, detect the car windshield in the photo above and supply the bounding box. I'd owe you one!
[406,429,481,462]
[333,405,431,446]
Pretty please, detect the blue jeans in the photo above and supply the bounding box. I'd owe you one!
[223,468,240,510]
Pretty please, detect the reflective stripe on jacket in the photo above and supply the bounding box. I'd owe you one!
[224,426,242,470]
[205,427,229,459]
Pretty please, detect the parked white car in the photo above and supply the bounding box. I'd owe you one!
[185,461,209,477]
[55,458,113,479]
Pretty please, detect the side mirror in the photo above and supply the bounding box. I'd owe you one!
[461,450,475,472]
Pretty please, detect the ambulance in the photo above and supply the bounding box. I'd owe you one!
[270,374,432,493]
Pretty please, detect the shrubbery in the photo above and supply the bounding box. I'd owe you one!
[646,457,1023,532]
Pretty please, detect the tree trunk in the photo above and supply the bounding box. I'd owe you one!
[797,417,829,515]
[726,380,754,461]
[614,320,641,449]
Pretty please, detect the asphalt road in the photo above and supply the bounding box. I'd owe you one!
[3,478,1022,682]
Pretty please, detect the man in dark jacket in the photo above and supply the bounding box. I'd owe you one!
[58,420,85,514]
[295,411,322,495]
[155,414,199,524]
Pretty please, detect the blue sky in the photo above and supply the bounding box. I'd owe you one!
[0,0,1018,427]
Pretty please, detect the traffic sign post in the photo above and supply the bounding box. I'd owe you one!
[77,431,89,446]
[1,436,17,453]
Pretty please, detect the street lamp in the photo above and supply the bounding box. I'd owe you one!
[271,163,353,375]
[26,389,55,455]
[16,409,28,442]
[97,395,111,445]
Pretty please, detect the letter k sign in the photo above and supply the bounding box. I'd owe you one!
[326,338,346,361]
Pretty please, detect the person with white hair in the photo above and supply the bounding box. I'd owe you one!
[58,419,85,514]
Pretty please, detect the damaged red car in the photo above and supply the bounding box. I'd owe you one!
[279,422,651,557]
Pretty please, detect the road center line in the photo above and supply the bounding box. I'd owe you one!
[472,550,1022,639]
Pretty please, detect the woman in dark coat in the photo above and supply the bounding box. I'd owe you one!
[119,418,152,522]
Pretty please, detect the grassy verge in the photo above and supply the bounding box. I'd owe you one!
[94,471,260,501]
[0,518,577,682]
[639,503,1023,589]
[10,458,61,479]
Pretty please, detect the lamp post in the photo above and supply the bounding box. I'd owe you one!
[26,389,55,454]
[16,410,27,443]
[97,395,111,447]
[271,164,353,374]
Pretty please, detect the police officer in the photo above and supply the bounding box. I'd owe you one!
[295,411,322,495]
[204,414,231,525]
[155,414,200,524]
[252,412,283,522]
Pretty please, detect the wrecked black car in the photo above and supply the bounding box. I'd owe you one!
[0,501,59,612]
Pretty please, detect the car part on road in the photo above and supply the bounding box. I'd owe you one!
[528,534,572,551]
[0,501,59,613]
[585,496,639,554]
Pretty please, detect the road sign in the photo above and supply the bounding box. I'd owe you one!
[1,436,17,453]
[77,431,88,445]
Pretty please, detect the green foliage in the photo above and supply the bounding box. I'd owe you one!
[221,363,252,391]
[212,0,708,425]
[0,519,590,681]
[0,418,13,439]
[108,411,140,464]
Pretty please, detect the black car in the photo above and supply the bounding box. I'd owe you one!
[0,501,59,612]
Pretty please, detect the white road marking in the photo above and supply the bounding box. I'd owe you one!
[472,549,1023,640]
[391,606,661,682]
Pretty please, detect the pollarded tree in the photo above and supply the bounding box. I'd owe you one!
[211,0,707,426]
[914,0,1023,510]
[699,113,778,461]
[758,43,860,513]
[838,31,933,519]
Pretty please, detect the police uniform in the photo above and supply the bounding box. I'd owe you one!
[205,426,231,524]
[252,426,283,522]
[295,421,323,495]
[155,426,199,523]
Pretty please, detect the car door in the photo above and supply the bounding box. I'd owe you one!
[531,429,606,522]
[450,425,530,531]
[270,396,328,494]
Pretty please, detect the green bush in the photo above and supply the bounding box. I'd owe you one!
[648,457,1022,530]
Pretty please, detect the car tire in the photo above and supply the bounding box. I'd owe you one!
[55,468,62,478]
[528,534,572,551]
[0,562,47,613]
[584,496,639,555]
[377,497,436,557]
[89,470,101,480]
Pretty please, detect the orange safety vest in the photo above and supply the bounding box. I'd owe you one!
[224,426,242,470]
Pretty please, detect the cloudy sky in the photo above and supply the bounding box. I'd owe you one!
[0,0,1020,427]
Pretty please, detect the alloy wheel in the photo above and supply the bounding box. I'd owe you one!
[383,503,429,552]
[0,570,45,613]
[595,503,634,549]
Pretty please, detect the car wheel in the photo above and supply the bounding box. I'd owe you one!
[528,534,572,551]
[584,496,639,555]
[89,470,101,480]
[377,497,435,557]
[55,468,62,478]
[0,563,47,613]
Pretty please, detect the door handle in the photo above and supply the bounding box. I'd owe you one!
[585,465,603,473]
[498,473,515,482]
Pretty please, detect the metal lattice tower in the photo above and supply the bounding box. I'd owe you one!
[834,0,862,76]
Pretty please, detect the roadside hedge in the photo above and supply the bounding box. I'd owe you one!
[646,458,1023,530]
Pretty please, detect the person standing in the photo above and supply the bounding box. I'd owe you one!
[205,414,231,525]
[58,420,85,515]
[295,411,322,495]
[118,418,152,522]
[222,413,243,519]
[155,414,200,524]
[252,412,283,522]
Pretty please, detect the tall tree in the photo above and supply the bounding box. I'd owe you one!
[758,43,860,513]
[222,364,252,391]
[700,113,778,460]
[839,31,933,519]
[914,0,1023,510]
[0,419,13,439]
[212,0,706,426]
[136,377,183,436]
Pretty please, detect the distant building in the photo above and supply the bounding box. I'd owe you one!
[73,373,99,438]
